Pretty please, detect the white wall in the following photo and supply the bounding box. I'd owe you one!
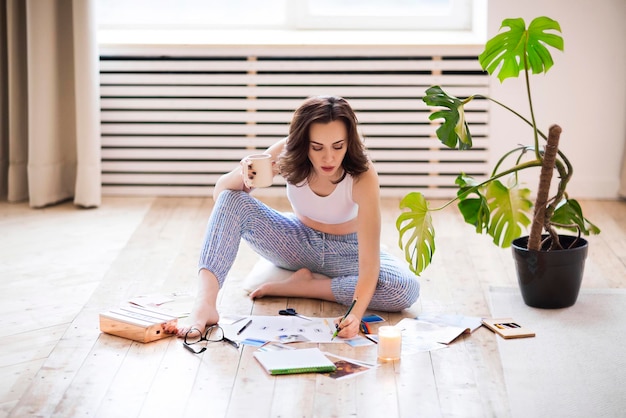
[487,0,626,198]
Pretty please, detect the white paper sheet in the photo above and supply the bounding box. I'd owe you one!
[222,315,344,343]
[397,317,468,345]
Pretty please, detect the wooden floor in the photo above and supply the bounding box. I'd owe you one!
[1,195,624,418]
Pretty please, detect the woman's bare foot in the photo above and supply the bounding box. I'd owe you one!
[249,268,335,301]
[249,268,314,299]
[173,302,220,337]
[168,268,221,337]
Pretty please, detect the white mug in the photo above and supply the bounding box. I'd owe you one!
[241,154,274,188]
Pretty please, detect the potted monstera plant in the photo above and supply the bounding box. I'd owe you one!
[396,16,600,308]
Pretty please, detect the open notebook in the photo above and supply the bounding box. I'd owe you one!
[253,347,337,375]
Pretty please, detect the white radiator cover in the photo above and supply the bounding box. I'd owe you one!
[99,45,489,198]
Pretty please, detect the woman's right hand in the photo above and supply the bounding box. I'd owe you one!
[240,157,255,190]
[334,313,361,339]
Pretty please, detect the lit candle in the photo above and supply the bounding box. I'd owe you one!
[377,326,402,361]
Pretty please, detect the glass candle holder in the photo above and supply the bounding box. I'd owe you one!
[377,326,402,361]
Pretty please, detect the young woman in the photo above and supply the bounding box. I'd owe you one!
[178,96,419,339]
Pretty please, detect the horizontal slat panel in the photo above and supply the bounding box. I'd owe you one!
[101,123,488,137]
[99,44,482,57]
[100,172,461,188]
[101,136,279,148]
[99,73,488,87]
[101,184,467,199]
[101,173,288,186]
[100,58,483,72]
[370,149,488,162]
[101,123,288,136]
[100,98,486,111]
[101,148,488,164]
[100,48,490,198]
[102,185,215,196]
[365,137,489,148]
[102,148,270,160]
[100,110,295,123]
[102,161,236,173]
[373,161,488,173]
[100,136,490,149]
[100,185,301,198]
[100,85,489,98]
[100,161,489,177]
[102,173,220,184]
[100,110,489,124]
[378,175,480,187]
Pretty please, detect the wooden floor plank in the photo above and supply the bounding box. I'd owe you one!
[466,329,511,418]
[53,334,133,416]
[0,358,46,416]
[0,324,67,368]
[396,352,443,418]
[1,279,99,339]
[95,338,171,418]
[431,340,490,418]
[225,346,277,418]
[269,367,319,417]
[6,308,104,417]
[136,338,202,418]
[181,342,242,418]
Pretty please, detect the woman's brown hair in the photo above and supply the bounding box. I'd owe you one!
[279,95,369,185]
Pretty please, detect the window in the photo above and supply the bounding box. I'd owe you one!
[97,0,486,45]
[98,0,482,31]
[291,0,477,31]
[97,0,289,30]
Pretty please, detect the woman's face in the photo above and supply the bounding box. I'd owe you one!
[307,120,348,181]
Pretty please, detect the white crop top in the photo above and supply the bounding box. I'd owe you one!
[286,175,359,224]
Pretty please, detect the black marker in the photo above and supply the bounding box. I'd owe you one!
[332,299,357,340]
[237,319,252,335]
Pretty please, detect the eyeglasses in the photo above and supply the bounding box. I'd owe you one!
[183,325,240,354]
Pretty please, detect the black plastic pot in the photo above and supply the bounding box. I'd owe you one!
[511,235,588,309]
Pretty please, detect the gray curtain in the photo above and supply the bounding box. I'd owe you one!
[0,0,100,208]
[619,140,626,199]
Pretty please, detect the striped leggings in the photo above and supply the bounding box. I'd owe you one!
[198,190,420,311]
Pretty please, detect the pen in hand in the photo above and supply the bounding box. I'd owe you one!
[237,319,252,335]
[332,299,357,340]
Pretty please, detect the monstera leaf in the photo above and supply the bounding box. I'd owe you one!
[485,180,533,248]
[423,86,472,150]
[551,199,601,236]
[456,175,490,234]
[455,175,533,247]
[396,192,435,275]
[479,16,564,82]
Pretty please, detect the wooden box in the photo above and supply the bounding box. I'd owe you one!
[99,305,178,343]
